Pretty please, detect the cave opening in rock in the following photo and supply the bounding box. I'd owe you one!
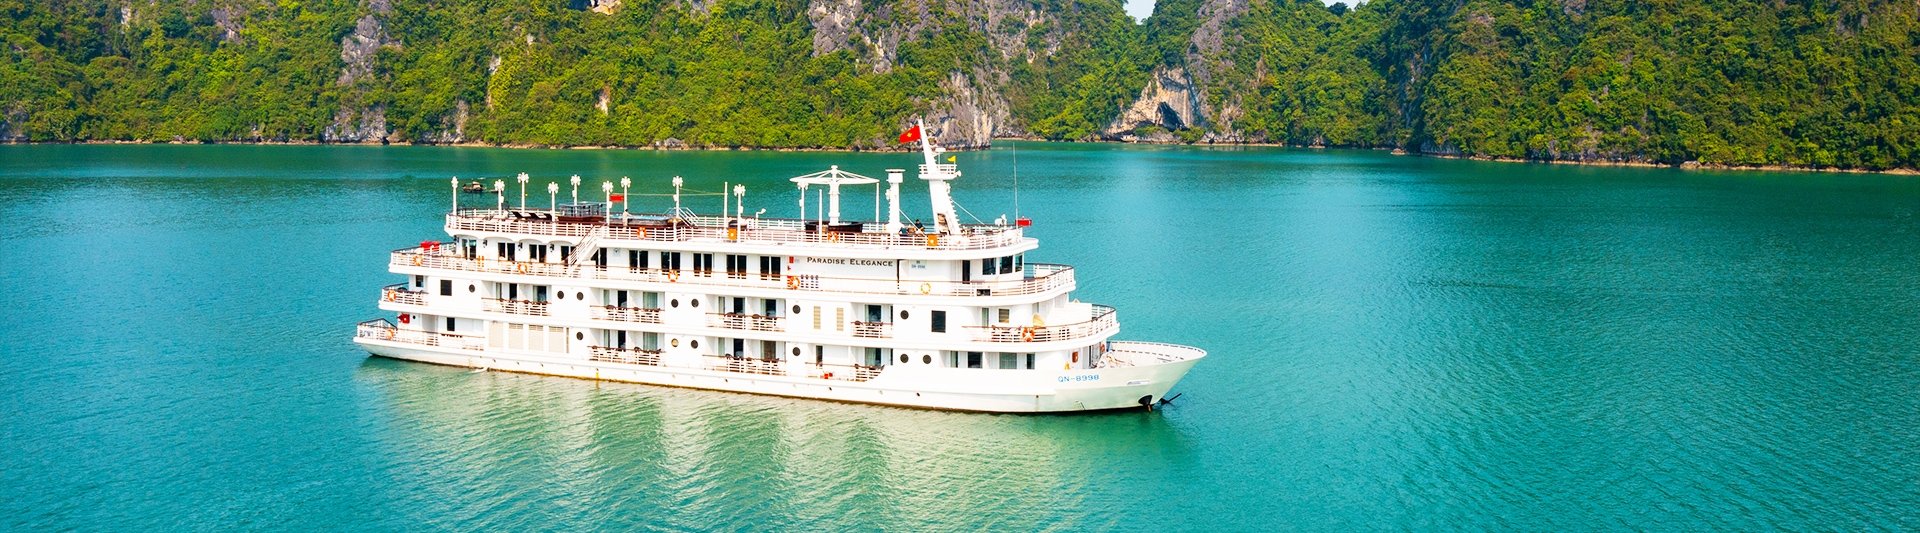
[1157,102,1184,131]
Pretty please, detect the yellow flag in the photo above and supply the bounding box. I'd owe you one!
[947,155,956,162]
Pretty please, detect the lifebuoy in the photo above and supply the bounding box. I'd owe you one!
[666,270,680,282]
[825,232,840,243]
[411,255,423,267]
[515,263,529,274]
[919,282,931,295]
[383,328,396,340]
[1021,327,1035,342]
[926,235,939,247]
[399,313,411,324]
[728,227,739,241]
[786,275,798,290]
[383,289,396,302]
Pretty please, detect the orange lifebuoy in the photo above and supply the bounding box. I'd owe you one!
[515,263,529,274]
[825,232,840,243]
[383,289,396,302]
[666,270,679,282]
[727,227,739,241]
[919,282,931,295]
[383,328,396,340]
[926,235,938,247]
[1021,327,1035,342]
[637,227,647,239]
[786,275,798,290]
[411,255,423,267]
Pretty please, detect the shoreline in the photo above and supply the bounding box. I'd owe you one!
[5,138,1916,176]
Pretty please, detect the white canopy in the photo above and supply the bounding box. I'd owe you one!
[791,166,878,225]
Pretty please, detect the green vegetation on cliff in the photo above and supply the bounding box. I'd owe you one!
[4,0,1919,170]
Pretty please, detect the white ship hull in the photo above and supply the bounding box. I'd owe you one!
[356,337,1202,412]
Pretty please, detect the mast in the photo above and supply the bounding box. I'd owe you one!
[916,118,961,234]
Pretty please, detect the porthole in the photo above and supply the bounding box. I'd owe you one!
[900,310,910,320]
[576,291,584,300]
[690,339,700,349]
[922,354,932,364]
[556,292,565,300]
[468,284,476,293]
[671,338,680,347]
[576,332,584,341]
[670,299,680,308]
[899,354,910,364]
[691,299,700,308]
[792,347,802,357]
[792,305,802,314]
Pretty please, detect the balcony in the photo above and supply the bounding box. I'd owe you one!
[394,246,1076,298]
[593,306,662,324]
[381,283,426,306]
[1095,341,1207,369]
[967,304,1117,343]
[708,313,784,332]
[800,363,884,382]
[851,321,892,339]
[354,319,485,350]
[446,209,1025,251]
[590,346,662,366]
[703,355,786,376]
[483,298,550,316]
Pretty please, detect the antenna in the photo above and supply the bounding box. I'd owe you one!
[1012,140,1019,220]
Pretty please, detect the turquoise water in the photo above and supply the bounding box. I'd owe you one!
[3,143,1918,530]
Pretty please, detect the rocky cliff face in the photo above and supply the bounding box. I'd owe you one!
[325,11,400,143]
[1103,66,1206,141]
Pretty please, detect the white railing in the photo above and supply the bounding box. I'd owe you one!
[380,283,426,306]
[445,210,1025,251]
[704,356,787,376]
[394,246,1075,298]
[482,298,550,316]
[354,319,486,350]
[1099,341,1208,368]
[593,306,662,324]
[966,305,1117,343]
[708,313,784,332]
[800,363,884,382]
[851,321,892,339]
[590,346,663,366]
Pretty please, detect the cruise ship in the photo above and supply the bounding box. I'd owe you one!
[351,134,1206,412]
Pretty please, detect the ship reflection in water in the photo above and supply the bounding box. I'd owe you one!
[353,357,1193,530]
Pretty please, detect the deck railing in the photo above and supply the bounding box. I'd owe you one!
[593,306,662,324]
[482,298,550,316]
[801,363,884,382]
[381,283,426,306]
[704,355,786,376]
[851,321,892,339]
[590,346,663,366]
[393,246,1074,298]
[446,209,1025,251]
[966,305,1117,343]
[354,319,486,350]
[708,313,784,332]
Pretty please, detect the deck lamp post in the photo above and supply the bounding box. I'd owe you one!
[672,176,684,216]
[797,182,808,228]
[493,179,505,210]
[451,177,459,212]
[620,177,631,216]
[517,173,529,208]
[547,182,559,211]
[570,175,581,205]
[602,181,614,224]
[733,184,746,224]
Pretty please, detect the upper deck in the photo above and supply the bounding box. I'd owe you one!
[447,208,1028,254]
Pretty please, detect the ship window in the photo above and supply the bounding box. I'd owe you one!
[445,317,456,332]
[630,250,643,270]
[961,260,971,282]
[922,354,932,365]
[690,298,699,308]
[967,352,982,368]
[998,308,1010,324]
[671,338,680,348]
[643,333,660,350]
[440,279,453,296]
[468,284,475,293]
[812,306,822,329]
[535,286,549,303]
[815,346,824,364]
[900,353,910,364]
[981,259,994,276]
[1015,254,1024,271]
[900,310,909,320]
[793,346,803,357]
[1026,353,1035,369]
[1000,353,1016,369]
[792,304,801,314]
[1000,256,1013,274]
[930,311,946,332]
[670,299,679,308]
[413,275,424,288]
[945,352,959,367]
[835,307,845,331]
[690,339,700,350]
